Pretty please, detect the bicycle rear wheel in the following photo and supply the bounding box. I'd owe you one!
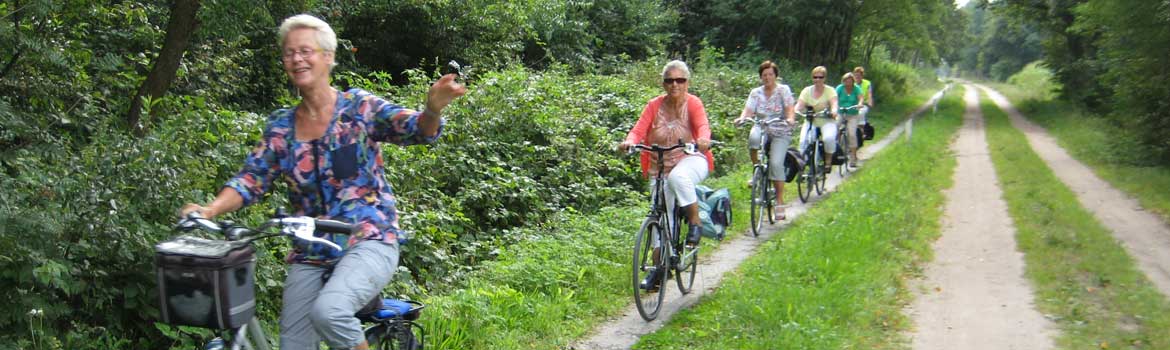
[366,321,423,350]
[750,165,767,237]
[633,217,667,321]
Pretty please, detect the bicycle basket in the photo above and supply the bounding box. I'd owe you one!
[155,235,256,329]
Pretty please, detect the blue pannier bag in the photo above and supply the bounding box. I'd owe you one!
[694,185,732,240]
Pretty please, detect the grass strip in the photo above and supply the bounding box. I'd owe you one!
[988,83,1170,223]
[981,97,1170,350]
[631,86,965,349]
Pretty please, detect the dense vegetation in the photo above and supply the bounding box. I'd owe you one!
[955,0,1170,164]
[1,0,954,348]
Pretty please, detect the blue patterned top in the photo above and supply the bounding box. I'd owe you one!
[225,88,445,263]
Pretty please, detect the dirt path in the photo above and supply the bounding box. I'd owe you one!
[905,86,1055,350]
[978,85,1170,297]
[572,87,949,350]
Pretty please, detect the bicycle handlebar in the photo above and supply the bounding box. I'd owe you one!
[627,140,722,156]
[176,212,356,251]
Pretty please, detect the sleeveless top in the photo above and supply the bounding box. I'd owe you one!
[647,102,693,176]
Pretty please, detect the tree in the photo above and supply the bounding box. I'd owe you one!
[125,0,202,135]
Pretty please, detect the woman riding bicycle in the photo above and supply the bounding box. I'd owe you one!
[733,60,795,220]
[854,66,874,127]
[177,14,466,350]
[837,72,864,168]
[618,60,714,288]
[795,66,840,173]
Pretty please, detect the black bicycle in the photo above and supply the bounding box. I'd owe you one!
[628,141,711,321]
[738,115,790,237]
[158,211,424,350]
[795,107,832,202]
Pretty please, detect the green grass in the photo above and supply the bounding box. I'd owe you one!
[988,83,1170,223]
[980,96,1170,350]
[631,86,965,349]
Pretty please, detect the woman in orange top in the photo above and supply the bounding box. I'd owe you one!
[619,60,714,247]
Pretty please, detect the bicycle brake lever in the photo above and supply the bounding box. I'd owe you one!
[281,217,344,251]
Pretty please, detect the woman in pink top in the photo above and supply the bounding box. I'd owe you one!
[619,60,713,289]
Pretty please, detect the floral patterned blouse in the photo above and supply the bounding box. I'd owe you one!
[225,88,444,263]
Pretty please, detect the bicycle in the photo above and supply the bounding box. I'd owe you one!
[627,141,713,321]
[794,107,832,203]
[836,105,863,177]
[737,115,790,237]
[157,210,425,350]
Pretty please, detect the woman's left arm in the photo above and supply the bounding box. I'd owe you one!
[689,95,712,152]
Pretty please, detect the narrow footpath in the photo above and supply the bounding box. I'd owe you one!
[977,85,1170,297]
[573,87,949,350]
[905,85,1055,350]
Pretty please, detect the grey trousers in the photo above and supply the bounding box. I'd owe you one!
[749,126,793,181]
[280,240,399,350]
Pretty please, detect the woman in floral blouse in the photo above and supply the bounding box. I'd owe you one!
[178,14,465,350]
[733,60,796,220]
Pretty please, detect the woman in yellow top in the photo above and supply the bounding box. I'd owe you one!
[794,66,839,172]
[854,66,873,126]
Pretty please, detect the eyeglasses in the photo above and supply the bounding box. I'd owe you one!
[663,77,688,85]
[281,48,326,61]
[812,76,825,80]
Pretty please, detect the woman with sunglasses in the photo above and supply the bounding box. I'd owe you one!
[618,60,714,248]
[733,60,795,220]
[794,66,840,173]
[178,14,466,350]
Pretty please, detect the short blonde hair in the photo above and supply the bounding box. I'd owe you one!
[812,66,827,77]
[853,66,865,74]
[662,60,691,79]
[841,72,855,84]
[278,14,338,53]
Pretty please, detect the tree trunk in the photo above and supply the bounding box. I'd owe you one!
[126,0,202,136]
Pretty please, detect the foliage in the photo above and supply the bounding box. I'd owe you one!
[1004,61,1059,102]
[954,0,1044,81]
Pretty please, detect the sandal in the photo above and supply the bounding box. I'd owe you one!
[773,205,786,221]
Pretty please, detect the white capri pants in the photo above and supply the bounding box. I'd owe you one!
[799,118,838,158]
[648,154,709,246]
[859,105,869,124]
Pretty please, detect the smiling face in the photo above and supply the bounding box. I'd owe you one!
[282,27,333,90]
[662,68,689,100]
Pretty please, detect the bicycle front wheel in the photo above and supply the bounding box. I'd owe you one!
[633,217,667,321]
[815,142,827,195]
[838,133,851,177]
[798,149,814,203]
[750,166,767,237]
[675,220,698,294]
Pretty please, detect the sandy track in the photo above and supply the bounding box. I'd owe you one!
[905,85,1055,350]
[572,88,948,350]
[978,85,1170,297]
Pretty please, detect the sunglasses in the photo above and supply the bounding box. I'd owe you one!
[663,77,688,85]
[812,76,825,80]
